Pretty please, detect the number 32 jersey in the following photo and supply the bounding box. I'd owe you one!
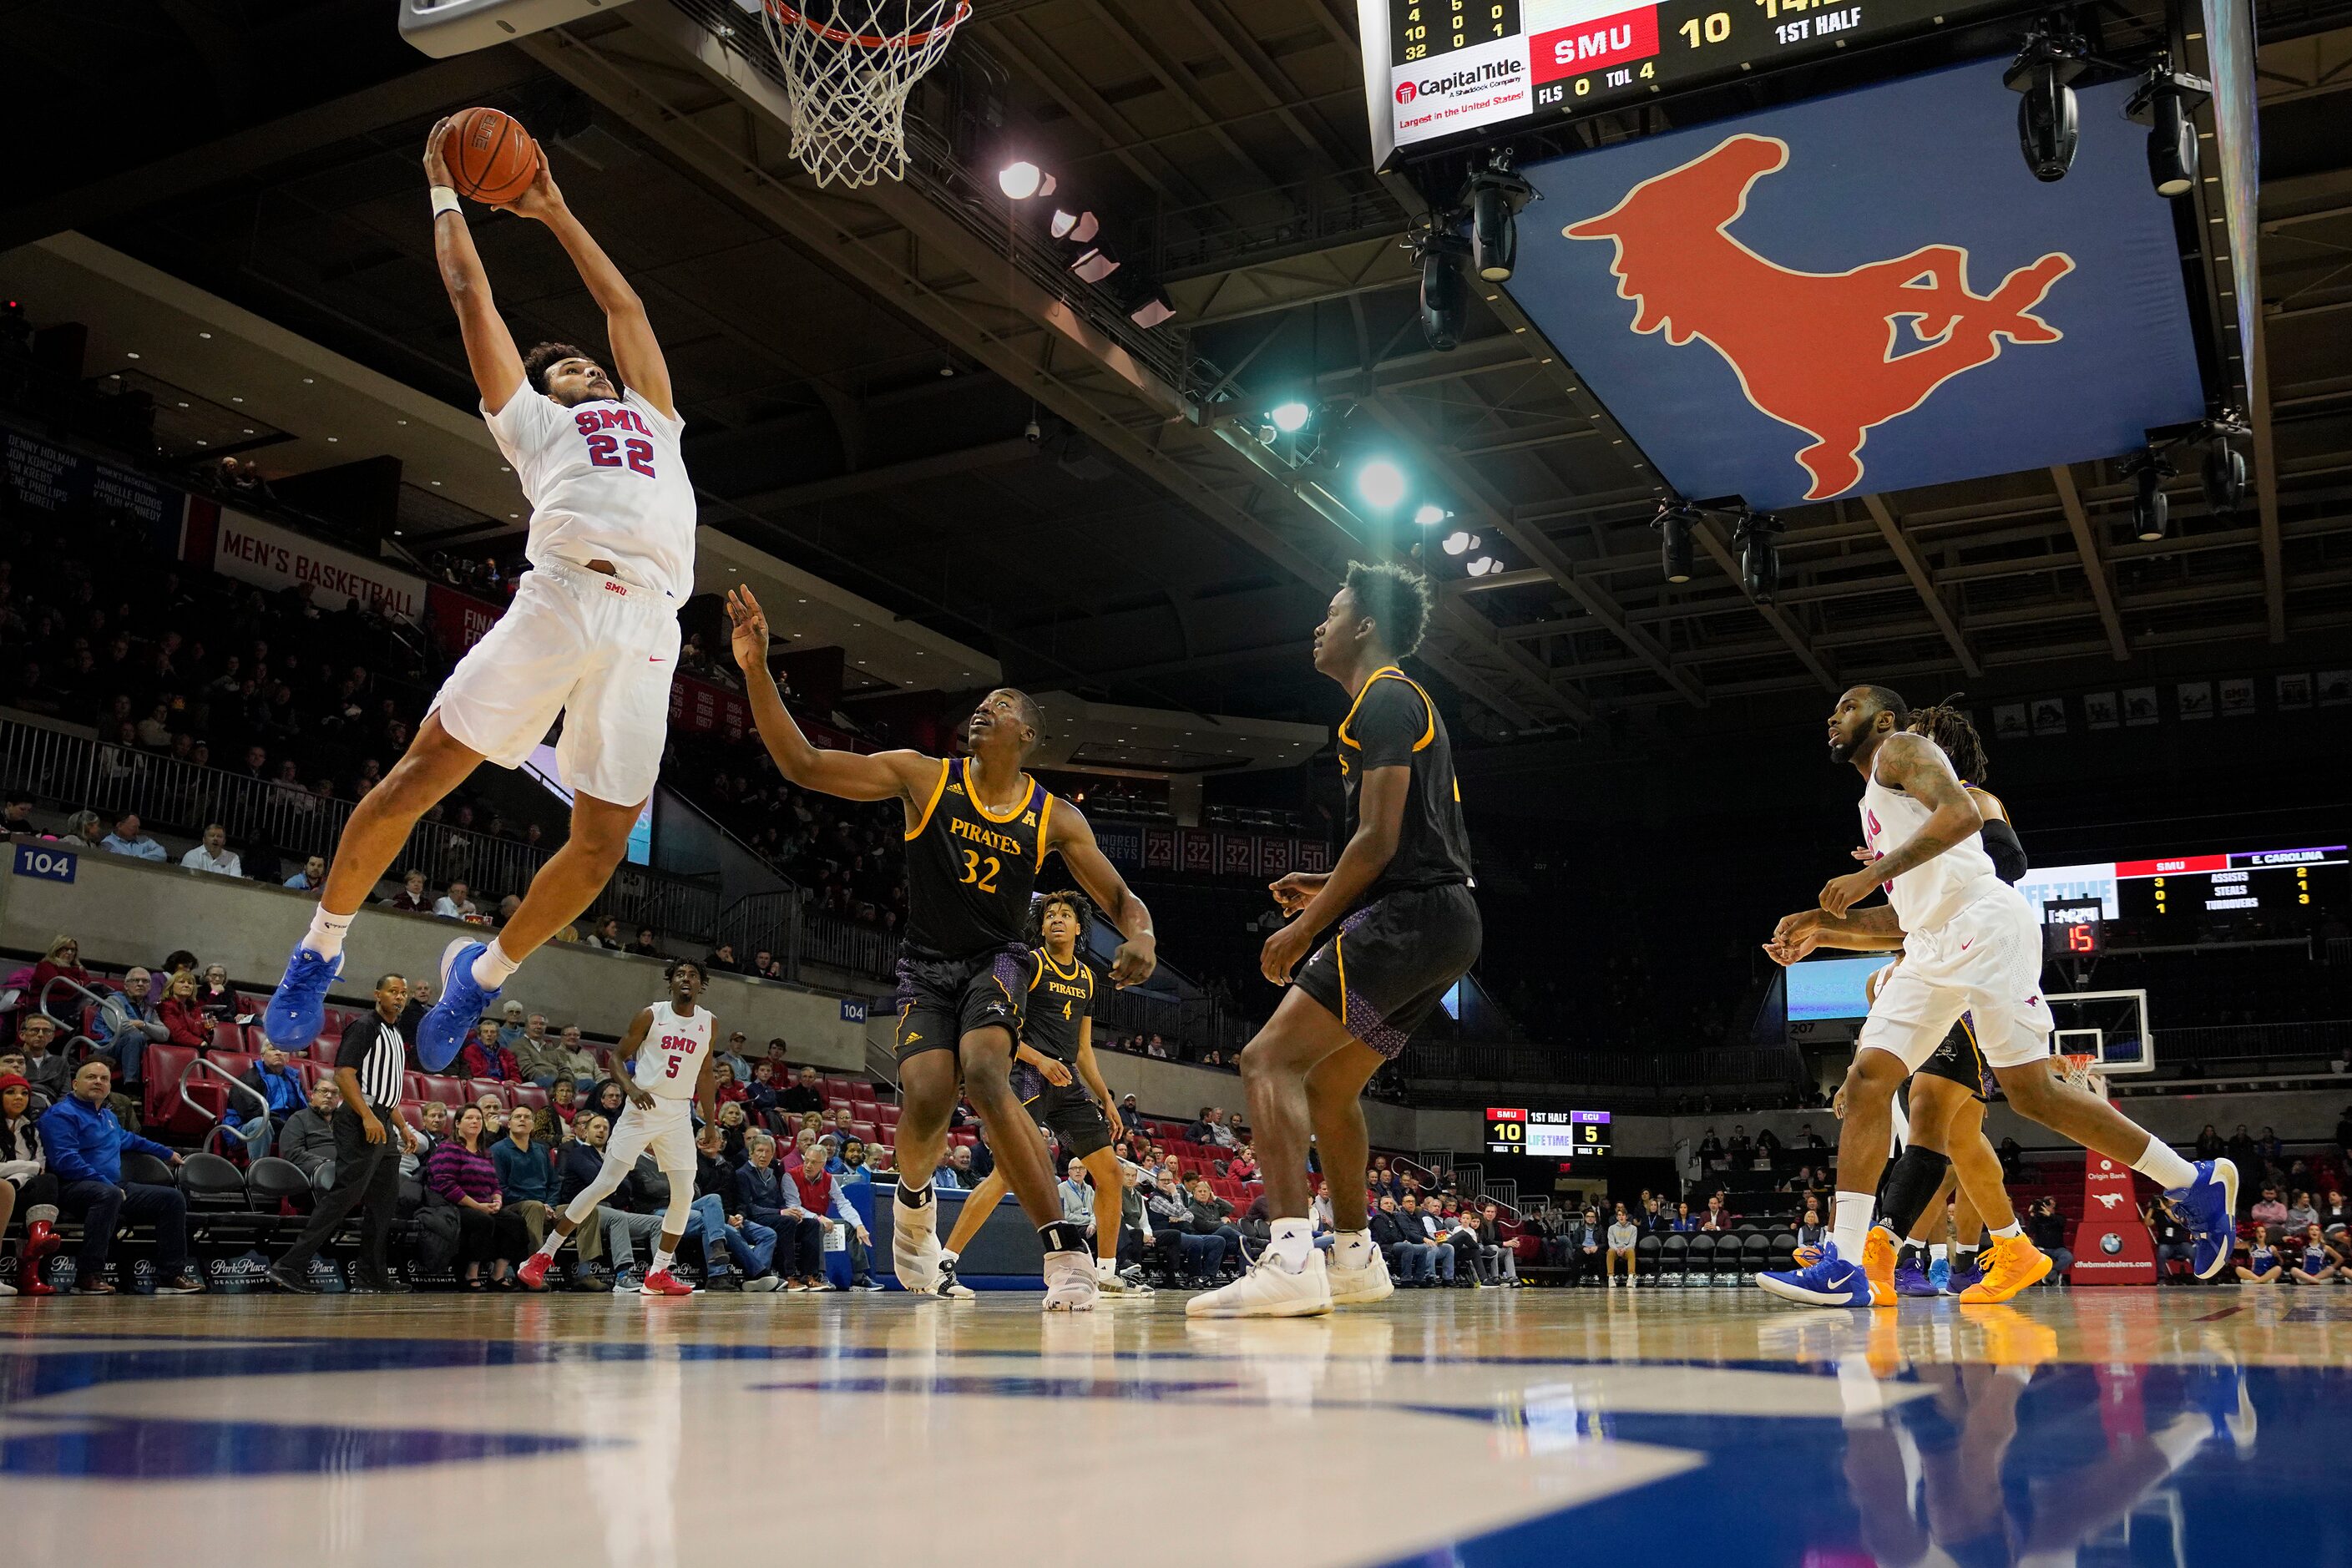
[640,999,715,1101]
[903,756,1054,959]
[483,384,696,601]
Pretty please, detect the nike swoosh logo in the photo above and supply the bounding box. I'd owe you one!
[648,657,668,665]
[1960,940,1974,951]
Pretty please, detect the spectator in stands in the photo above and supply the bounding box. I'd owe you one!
[0,1073,58,1295]
[776,1065,824,1116]
[2,794,33,835]
[2194,1123,2224,1160]
[1606,1203,1638,1287]
[547,1078,579,1130]
[158,971,210,1049]
[1797,1203,1828,1253]
[1476,1203,1520,1287]
[43,1060,202,1294]
[547,1111,620,1291]
[2285,1190,2319,1232]
[584,917,625,950]
[473,1092,508,1138]
[425,1105,529,1289]
[701,942,741,974]
[15,1014,72,1105]
[1146,1034,1169,1060]
[2250,1186,2289,1229]
[1667,1201,1697,1233]
[2025,1196,2072,1284]
[179,822,242,878]
[1798,1123,1827,1151]
[1702,1193,1732,1232]
[1727,1125,1753,1163]
[1185,1176,1242,1274]
[626,927,659,957]
[1369,1195,1434,1286]
[2289,1222,2346,1284]
[1697,1127,1723,1169]
[493,1105,587,1271]
[1188,1106,1218,1143]
[712,1100,750,1162]
[1368,1156,1400,1205]
[687,1125,771,1292]
[741,1059,780,1115]
[283,854,327,893]
[2145,1194,2193,1282]
[195,964,242,1025]
[2226,1124,2257,1169]
[512,1014,563,1085]
[494,1002,528,1053]
[589,1080,630,1125]
[58,812,104,847]
[2236,1224,2282,1285]
[460,1018,521,1083]
[97,967,166,1089]
[1057,1156,1094,1229]
[276,1078,341,1186]
[2321,1187,2349,1238]
[2258,1126,2285,1165]
[99,812,164,862]
[386,869,432,913]
[432,879,478,920]
[30,934,92,1009]
[546,1025,600,1090]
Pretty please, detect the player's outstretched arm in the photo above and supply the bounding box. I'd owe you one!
[1261,764,1406,984]
[726,587,935,806]
[611,1005,657,1108]
[1045,803,1156,988]
[498,145,675,421]
[1819,732,1983,917]
[425,119,525,416]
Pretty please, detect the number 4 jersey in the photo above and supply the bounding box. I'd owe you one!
[640,999,716,1100]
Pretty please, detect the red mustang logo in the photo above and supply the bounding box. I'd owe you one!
[1564,134,2076,501]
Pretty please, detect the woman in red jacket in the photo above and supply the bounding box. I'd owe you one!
[28,934,92,1009]
[158,970,210,1048]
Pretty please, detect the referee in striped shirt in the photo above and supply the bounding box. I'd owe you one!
[268,972,417,1293]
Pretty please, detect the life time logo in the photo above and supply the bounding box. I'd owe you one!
[1396,53,1526,104]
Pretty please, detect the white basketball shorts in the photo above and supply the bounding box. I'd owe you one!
[427,560,680,807]
[1856,885,2054,1075]
[603,1097,697,1175]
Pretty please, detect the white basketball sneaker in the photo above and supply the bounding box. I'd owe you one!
[1328,1244,1395,1307]
[1042,1249,1099,1312]
[1186,1248,1333,1318]
[893,1187,943,1294]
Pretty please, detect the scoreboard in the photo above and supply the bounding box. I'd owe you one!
[1363,0,2030,164]
[1487,1107,1611,1157]
[2019,845,2349,927]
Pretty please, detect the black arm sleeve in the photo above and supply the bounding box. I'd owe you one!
[1980,818,2028,884]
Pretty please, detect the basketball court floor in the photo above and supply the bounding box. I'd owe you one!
[4,1286,2342,1565]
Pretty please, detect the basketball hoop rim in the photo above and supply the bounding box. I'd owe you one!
[766,0,970,48]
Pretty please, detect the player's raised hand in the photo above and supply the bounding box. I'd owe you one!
[423,118,455,189]
[726,586,771,670]
[1108,929,1156,989]
[498,144,566,223]
[1268,871,1326,917]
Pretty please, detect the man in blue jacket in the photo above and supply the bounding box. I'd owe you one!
[41,1060,204,1294]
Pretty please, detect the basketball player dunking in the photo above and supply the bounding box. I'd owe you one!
[1758,686,2237,1307]
[518,960,718,1296]
[725,588,1156,1311]
[935,889,1148,1298]
[262,121,695,1070]
[1191,562,1481,1318]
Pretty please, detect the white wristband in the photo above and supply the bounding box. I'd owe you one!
[429,185,463,219]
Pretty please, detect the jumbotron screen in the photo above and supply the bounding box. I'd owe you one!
[2016,844,2346,923]
[1487,1107,1611,1157]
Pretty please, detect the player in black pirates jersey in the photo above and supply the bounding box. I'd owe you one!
[726,588,1156,1311]
[933,889,1148,1297]
[1190,562,1481,1318]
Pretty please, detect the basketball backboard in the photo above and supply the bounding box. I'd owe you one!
[2046,989,2154,1076]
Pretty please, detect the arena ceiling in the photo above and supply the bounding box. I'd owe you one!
[8,0,2352,744]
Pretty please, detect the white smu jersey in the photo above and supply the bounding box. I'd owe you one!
[483,384,696,601]
[639,1000,715,1101]
[1859,745,2003,933]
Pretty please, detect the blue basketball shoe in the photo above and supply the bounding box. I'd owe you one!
[416,936,503,1073]
[1927,1255,1951,1293]
[261,942,342,1050]
[1758,1240,1874,1306]
[2172,1158,2239,1280]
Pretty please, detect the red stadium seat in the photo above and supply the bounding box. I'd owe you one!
[405,1072,432,1102]
[873,1104,901,1129]
[291,1060,324,1090]
[211,1050,256,1083]
[851,1120,877,1143]
[464,1080,513,1109]
[511,1084,549,1112]
[143,1044,225,1139]
[210,1021,249,1054]
[849,1081,878,1107]
[420,1075,467,1107]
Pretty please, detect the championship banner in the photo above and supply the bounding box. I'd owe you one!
[1142,828,1176,872]
[424,583,507,658]
[1258,836,1292,878]
[2068,1150,2157,1285]
[667,671,751,741]
[1219,833,1255,877]
[209,508,427,625]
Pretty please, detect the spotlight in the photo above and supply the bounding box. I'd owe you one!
[1465,555,1500,577]
[998,161,1052,200]
[1735,513,1785,604]
[1357,458,1407,512]
[1070,246,1120,284]
[1129,285,1175,328]
[1414,232,1469,352]
[2201,424,2247,515]
[2006,33,2086,184]
[1654,503,1696,584]
[1442,530,1479,556]
[2129,455,2170,542]
[2127,68,2213,198]
[1463,155,1536,283]
[1269,401,1312,434]
[1050,209,1100,243]
[1414,503,1449,528]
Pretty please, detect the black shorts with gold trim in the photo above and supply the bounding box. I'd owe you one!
[1913,1014,1995,1101]
[1293,882,1481,1060]
[1008,1069,1115,1160]
[892,943,1028,1062]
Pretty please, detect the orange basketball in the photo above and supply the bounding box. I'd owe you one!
[445,107,539,205]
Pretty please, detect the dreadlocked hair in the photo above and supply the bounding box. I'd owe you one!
[1027,887,1095,943]
[1908,693,1989,786]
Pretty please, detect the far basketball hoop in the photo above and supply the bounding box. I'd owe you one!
[759,0,970,188]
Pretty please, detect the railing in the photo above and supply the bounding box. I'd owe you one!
[186,1057,272,1156]
[1140,174,1408,278]
[713,890,898,984]
[1403,1041,1803,1094]
[2157,1019,2352,1065]
[0,711,721,942]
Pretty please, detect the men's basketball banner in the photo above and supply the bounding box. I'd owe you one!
[424,583,507,658]
[205,508,427,625]
[667,671,751,741]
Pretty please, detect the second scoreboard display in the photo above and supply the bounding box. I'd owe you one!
[1487,1107,1611,1157]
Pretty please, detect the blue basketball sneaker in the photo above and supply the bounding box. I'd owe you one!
[1758,1240,1874,1306]
[416,936,502,1073]
[1927,1255,1951,1293]
[261,942,342,1050]
[1946,1253,1984,1297]
[2172,1158,2240,1280]
[1893,1255,1940,1297]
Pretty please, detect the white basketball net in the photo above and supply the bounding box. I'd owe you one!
[759,0,969,189]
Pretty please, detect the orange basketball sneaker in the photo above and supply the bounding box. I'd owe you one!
[640,1267,693,1297]
[1861,1227,1898,1307]
[1960,1233,2052,1303]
